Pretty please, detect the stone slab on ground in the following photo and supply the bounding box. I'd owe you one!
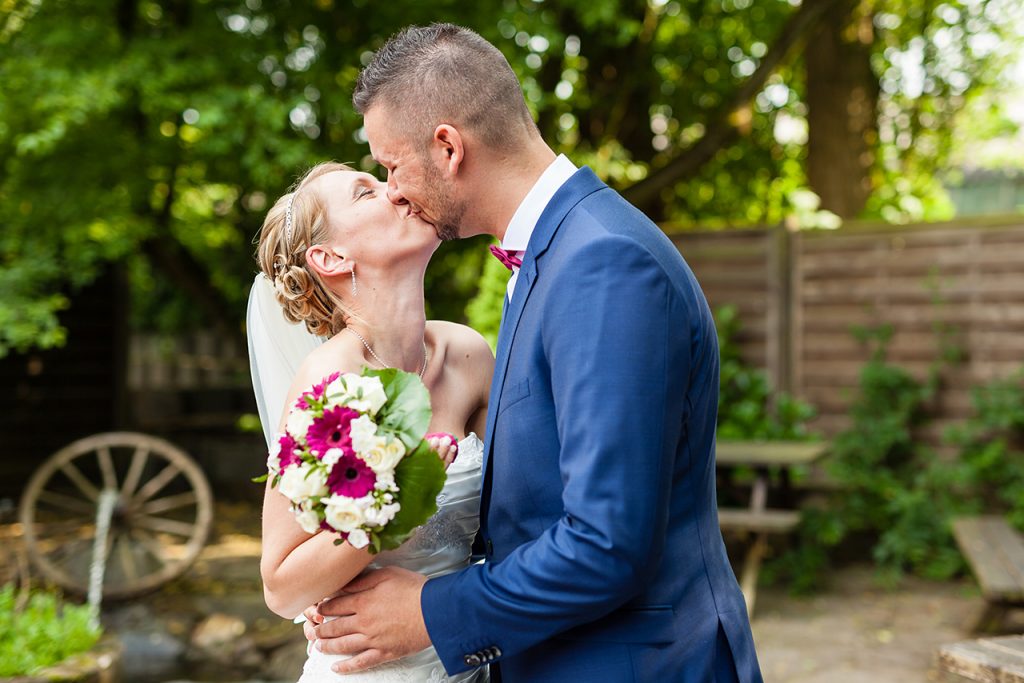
[752,566,1023,683]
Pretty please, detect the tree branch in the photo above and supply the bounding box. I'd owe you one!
[622,0,846,216]
[139,235,244,346]
[140,168,244,348]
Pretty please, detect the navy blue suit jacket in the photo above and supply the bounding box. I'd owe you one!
[421,168,763,682]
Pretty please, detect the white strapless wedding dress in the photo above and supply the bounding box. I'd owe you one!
[297,434,488,683]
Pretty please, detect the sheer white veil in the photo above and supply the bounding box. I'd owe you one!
[246,273,324,448]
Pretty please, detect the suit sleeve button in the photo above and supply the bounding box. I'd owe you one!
[464,654,482,667]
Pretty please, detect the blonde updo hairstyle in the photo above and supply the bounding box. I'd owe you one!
[257,162,355,337]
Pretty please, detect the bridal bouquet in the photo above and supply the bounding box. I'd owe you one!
[255,368,446,554]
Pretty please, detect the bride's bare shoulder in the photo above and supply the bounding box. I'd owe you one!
[427,321,494,365]
[292,332,367,389]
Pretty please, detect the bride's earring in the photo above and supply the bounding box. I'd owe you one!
[351,266,357,297]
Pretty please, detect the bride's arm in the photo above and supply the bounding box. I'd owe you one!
[463,329,494,439]
[260,350,374,619]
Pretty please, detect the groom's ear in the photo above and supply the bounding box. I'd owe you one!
[433,124,464,177]
[306,244,351,279]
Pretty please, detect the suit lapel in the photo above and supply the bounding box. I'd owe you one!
[480,168,607,514]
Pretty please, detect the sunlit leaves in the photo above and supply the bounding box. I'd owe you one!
[0,0,1020,354]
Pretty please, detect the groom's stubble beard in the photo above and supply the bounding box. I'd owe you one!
[420,154,465,242]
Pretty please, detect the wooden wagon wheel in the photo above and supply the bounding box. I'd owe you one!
[19,432,214,600]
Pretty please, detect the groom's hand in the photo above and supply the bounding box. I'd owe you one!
[314,566,430,674]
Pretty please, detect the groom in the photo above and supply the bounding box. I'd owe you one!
[311,23,763,682]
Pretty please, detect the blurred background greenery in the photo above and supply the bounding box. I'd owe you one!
[1,0,1022,355]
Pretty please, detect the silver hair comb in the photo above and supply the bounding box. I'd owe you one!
[285,193,296,243]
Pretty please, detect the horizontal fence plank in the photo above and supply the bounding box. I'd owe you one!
[669,221,1024,443]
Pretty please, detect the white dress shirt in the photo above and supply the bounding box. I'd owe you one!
[500,154,578,300]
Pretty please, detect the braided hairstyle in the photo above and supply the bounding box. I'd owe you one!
[257,162,354,337]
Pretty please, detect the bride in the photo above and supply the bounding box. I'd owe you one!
[246,161,493,682]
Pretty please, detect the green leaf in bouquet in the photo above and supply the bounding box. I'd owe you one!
[375,439,446,552]
[363,368,432,449]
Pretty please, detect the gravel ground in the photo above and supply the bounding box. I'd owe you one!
[102,503,1021,683]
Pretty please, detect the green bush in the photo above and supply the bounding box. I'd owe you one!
[768,324,967,589]
[0,585,101,676]
[770,323,1024,591]
[944,369,1024,529]
[715,305,815,440]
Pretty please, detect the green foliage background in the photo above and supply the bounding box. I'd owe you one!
[0,0,1021,354]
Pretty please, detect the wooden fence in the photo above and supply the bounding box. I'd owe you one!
[669,216,1024,439]
[126,332,252,430]
[128,332,249,391]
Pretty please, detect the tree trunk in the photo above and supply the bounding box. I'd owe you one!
[804,3,877,218]
[623,0,844,218]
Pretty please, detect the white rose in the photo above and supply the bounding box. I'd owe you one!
[358,436,389,471]
[324,372,356,398]
[278,464,328,503]
[293,505,321,535]
[328,376,388,416]
[285,409,315,442]
[349,415,379,453]
[353,376,388,414]
[346,528,370,549]
[359,437,406,474]
[385,438,406,461]
[323,495,366,533]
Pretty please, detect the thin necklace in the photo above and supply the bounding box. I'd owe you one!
[345,327,428,378]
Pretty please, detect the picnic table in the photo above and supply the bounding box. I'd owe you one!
[715,440,830,615]
[938,636,1024,682]
[952,516,1024,632]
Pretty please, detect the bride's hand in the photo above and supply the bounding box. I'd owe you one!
[425,433,458,469]
[302,603,324,642]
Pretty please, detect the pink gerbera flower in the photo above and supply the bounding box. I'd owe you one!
[327,454,377,498]
[296,371,341,409]
[306,405,359,457]
[276,433,302,471]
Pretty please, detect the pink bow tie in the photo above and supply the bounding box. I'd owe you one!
[489,245,523,271]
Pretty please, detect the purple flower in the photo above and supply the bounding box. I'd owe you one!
[276,433,302,471]
[327,453,377,498]
[306,406,359,457]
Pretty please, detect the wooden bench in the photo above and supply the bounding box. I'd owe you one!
[716,440,830,615]
[952,516,1024,632]
[938,635,1024,682]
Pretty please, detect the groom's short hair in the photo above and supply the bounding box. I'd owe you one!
[353,23,538,150]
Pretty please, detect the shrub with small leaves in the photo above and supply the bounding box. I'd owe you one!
[715,304,816,440]
[0,585,101,676]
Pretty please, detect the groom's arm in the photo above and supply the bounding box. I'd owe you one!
[422,234,691,674]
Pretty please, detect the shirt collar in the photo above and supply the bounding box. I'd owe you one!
[501,154,578,253]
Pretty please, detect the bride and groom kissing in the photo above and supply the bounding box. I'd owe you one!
[246,22,763,683]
